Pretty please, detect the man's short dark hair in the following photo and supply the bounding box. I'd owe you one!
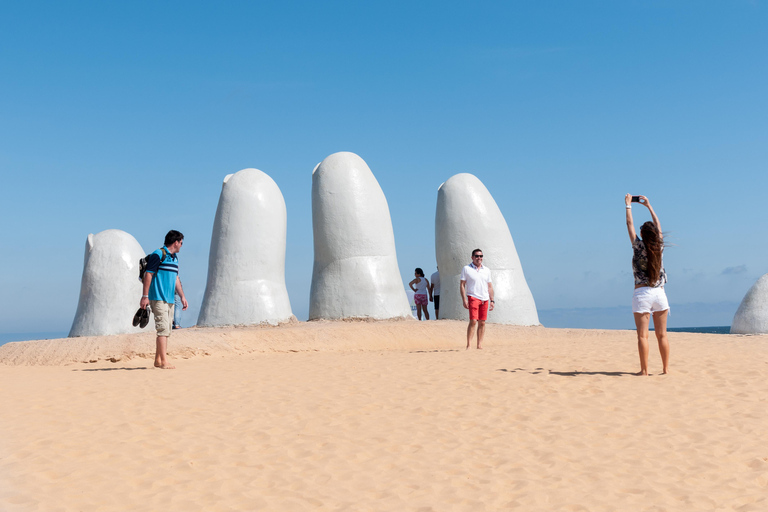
[472,248,483,256]
[164,230,184,247]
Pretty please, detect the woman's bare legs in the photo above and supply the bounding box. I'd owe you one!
[652,309,670,374]
[633,312,651,375]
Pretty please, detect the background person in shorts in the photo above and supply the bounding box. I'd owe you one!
[409,268,430,320]
[460,249,494,349]
[625,194,669,375]
[140,230,188,369]
[430,267,440,319]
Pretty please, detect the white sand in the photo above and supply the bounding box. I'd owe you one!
[1,320,767,511]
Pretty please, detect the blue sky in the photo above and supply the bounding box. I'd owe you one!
[1,1,766,339]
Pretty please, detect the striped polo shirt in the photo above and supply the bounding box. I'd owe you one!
[145,247,179,303]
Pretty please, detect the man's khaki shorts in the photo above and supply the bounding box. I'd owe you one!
[150,300,175,337]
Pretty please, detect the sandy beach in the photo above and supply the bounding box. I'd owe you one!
[1,320,767,511]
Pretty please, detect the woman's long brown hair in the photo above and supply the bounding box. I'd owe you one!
[640,221,663,285]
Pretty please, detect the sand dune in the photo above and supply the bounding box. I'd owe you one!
[1,321,767,511]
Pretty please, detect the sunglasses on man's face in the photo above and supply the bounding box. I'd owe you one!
[473,255,483,258]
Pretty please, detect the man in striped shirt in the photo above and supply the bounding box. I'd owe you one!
[140,230,188,369]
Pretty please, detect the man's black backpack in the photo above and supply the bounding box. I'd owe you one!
[138,247,168,282]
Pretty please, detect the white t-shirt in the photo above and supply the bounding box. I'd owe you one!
[430,271,440,295]
[413,277,429,294]
[460,263,492,301]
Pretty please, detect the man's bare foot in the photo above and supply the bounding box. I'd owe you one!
[154,362,176,369]
[466,345,471,350]
[635,370,648,376]
[477,345,483,350]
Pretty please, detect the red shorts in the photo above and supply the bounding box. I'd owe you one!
[414,294,428,306]
[468,296,489,321]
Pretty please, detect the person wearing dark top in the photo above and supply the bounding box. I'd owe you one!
[625,194,669,376]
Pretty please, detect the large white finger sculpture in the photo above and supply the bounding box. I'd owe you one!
[730,273,768,334]
[310,152,412,320]
[69,229,150,337]
[435,173,539,325]
[197,169,293,327]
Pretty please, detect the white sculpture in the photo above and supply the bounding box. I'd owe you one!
[69,229,151,337]
[197,169,293,327]
[435,173,539,325]
[310,152,412,320]
[731,273,768,334]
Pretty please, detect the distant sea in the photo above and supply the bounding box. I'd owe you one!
[0,331,69,347]
[666,326,731,334]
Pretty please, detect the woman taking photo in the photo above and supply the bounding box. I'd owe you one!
[625,194,670,375]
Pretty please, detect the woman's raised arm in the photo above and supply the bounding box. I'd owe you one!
[625,194,637,243]
[639,195,661,235]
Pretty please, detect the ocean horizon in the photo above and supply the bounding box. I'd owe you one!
[666,326,731,335]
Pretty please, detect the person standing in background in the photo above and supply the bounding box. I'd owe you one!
[173,280,185,329]
[409,268,431,321]
[430,267,440,319]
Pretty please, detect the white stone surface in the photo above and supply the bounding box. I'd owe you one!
[310,152,412,320]
[69,229,151,337]
[435,173,540,325]
[731,273,768,334]
[197,169,293,327]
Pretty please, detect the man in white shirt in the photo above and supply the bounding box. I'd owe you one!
[429,267,440,319]
[460,249,494,349]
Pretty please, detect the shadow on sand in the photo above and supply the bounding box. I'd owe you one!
[497,368,635,377]
[74,367,151,372]
[410,349,461,353]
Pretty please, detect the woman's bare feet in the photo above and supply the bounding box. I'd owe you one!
[154,362,176,369]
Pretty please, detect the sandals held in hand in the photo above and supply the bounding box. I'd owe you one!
[132,307,150,329]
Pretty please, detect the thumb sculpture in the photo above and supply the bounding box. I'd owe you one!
[197,169,294,327]
[730,273,768,334]
[435,173,539,325]
[310,151,412,320]
[69,229,151,337]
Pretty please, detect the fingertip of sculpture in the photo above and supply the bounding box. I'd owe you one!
[310,152,411,320]
[197,168,293,327]
[731,273,768,334]
[69,229,149,337]
[435,173,540,326]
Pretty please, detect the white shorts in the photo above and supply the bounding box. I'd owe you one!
[632,287,669,314]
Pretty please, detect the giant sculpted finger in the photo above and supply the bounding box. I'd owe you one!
[731,273,768,334]
[70,229,151,336]
[198,169,294,327]
[435,173,539,325]
[310,152,412,320]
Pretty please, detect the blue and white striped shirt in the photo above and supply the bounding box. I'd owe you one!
[145,246,179,303]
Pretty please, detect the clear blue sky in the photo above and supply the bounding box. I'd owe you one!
[1,1,766,339]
